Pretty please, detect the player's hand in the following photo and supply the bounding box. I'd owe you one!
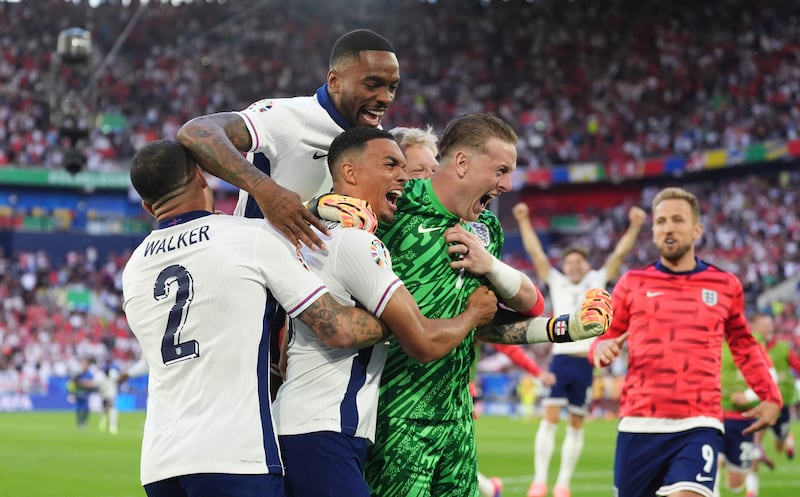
[592,333,629,369]
[444,225,492,274]
[307,194,378,234]
[512,202,530,222]
[572,288,613,339]
[730,391,750,407]
[742,401,782,435]
[538,371,556,387]
[628,206,647,227]
[465,286,498,327]
[256,183,328,250]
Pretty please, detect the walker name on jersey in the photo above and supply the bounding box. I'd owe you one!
[143,225,210,257]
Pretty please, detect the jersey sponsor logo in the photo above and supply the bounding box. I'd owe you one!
[312,151,327,160]
[467,222,491,246]
[417,225,443,234]
[370,239,390,267]
[701,289,718,306]
[695,473,713,482]
[646,291,664,298]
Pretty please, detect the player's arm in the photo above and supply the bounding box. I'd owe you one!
[588,277,631,368]
[511,202,551,281]
[603,206,646,281]
[177,112,327,250]
[381,285,498,363]
[444,224,544,315]
[789,348,800,374]
[476,288,612,345]
[296,292,390,349]
[490,343,555,385]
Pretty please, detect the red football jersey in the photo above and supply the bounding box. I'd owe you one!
[590,259,782,420]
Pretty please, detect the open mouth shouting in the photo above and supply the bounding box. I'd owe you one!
[360,107,386,127]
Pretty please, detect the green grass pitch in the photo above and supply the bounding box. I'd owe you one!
[0,411,797,497]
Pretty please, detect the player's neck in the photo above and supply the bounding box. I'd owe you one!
[659,254,697,273]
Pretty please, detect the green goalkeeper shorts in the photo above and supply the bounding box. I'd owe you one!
[365,415,477,497]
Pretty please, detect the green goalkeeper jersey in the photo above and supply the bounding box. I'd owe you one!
[376,178,504,421]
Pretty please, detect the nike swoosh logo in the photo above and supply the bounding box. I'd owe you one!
[312,151,327,160]
[646,291,664,298]
[695,473,713,482]
[417,225,443,234]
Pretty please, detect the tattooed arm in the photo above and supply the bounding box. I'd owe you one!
[297,293,390,349]
[176,113,327,250]
[476,288,613,345]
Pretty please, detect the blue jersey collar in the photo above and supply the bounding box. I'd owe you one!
[316,84,352,130]
[654,257,708,275]
[157,210,213,229]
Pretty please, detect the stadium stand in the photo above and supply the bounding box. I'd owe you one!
[1,0,798,411]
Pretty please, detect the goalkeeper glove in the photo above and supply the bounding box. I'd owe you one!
[306,194,378,234]
[545,288,613,342]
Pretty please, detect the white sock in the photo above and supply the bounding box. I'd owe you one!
[555,426,584,488]
[534,420,557,484]
[477,472,493,497]
[745,470,758,496]
[109,407,119,431]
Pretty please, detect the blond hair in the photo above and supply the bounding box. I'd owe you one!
[389,125,438,157]
[652,187,701,222]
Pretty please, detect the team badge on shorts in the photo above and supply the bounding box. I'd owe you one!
[701,289,718,306]
[467,222,491,247]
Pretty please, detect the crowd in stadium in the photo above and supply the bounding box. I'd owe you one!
[1,0,799,170]
[2,170,799,397]
[1,0,798,414]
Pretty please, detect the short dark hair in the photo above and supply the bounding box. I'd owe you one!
[330,29,395,68]
[327,127,397,175]
[130,139,195,205]
[438,112,518,159]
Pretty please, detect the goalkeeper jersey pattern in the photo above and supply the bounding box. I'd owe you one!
[590,259,781,425]
[375,178,503,421]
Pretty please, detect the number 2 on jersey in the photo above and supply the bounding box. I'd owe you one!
[155,264,199,365]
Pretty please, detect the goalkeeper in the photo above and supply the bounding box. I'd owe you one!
[318,113,612,497]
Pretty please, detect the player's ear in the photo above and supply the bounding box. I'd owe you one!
[141,200,155,218]
[693,222,703,242]
[453,150,469,178]
[195,167,208,188]
[327,69,340,94]
[340,161,357,186]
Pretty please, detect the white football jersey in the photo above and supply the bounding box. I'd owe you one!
[234,85,350,217]
[122,212,328,485]
[273,225,402,443]
[548,267,608,355]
